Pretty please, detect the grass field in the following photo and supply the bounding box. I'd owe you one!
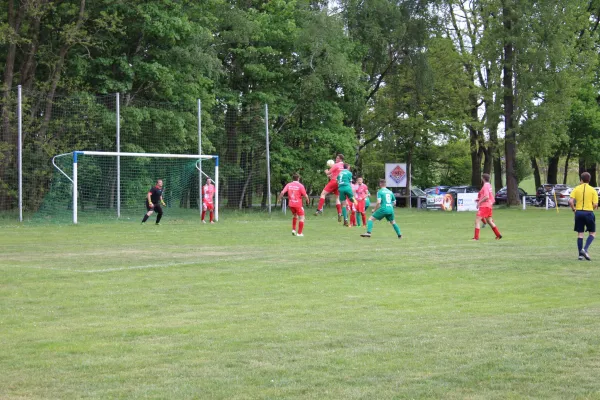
[1,207,600,399]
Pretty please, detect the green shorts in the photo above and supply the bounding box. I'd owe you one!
[372,208,395,222]
[338,186,355,203]
[365,197,371,208]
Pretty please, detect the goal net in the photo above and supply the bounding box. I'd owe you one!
[36,151,218,224]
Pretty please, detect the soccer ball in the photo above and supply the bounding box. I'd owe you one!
[326,159,335,167]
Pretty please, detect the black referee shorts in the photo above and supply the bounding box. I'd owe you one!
[574,210,595,233]
[146,202,163,214]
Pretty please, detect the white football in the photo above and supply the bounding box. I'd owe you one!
[326,159,335,167]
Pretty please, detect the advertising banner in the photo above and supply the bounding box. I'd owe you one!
[426,193,454,211]
[385,163,407,188]
[457,193,478,211]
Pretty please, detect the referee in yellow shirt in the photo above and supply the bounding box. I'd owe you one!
[569,172,599,261]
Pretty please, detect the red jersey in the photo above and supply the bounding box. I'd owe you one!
[355,183,369,201]
[478,182,494,208]
[328,162,344,181]
[281,181,307,208]
[202,184,215,205]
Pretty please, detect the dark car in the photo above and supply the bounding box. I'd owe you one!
[394,187,428,208]
[424,186,451,195]
[495,187,528,204]
[446,185,480,210]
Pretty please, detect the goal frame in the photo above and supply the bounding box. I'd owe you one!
[52,151,219,224]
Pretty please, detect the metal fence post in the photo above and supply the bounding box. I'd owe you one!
[17,85,22,222]
[116,93,121,218]
[265,104,272,214]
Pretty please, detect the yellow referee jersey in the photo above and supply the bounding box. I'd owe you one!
[570,183,599,211]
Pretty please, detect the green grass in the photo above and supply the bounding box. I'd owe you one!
[2,208,600,399]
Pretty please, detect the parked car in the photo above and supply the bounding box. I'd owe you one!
[446,185,480,210]
[495,187,528,204]
[394,187,428,208]
[557,187,574,207]
[424,186,451,195]
[534,184,570,207]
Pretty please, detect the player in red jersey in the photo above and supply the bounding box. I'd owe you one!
[354,176,369,227]
[473,173,502,240]
[279,173,310,236]
[201,178,216,224]
[314,153,344,221]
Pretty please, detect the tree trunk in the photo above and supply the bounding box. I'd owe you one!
[225,105,241,208]
[531,158,541,189]
[547,154,559,184]
[588,163,597,186]
[562,149,571,185]
[489,126,503,193]
[0,1,26,210]
[503,5,519,206]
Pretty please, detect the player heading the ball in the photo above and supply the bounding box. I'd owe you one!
[314,153,344,221]
[337,163,358,226]
[279,173,310,237]
[360,179,402,239]
[142,179,166,225]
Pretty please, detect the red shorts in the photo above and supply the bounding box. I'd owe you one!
[289,206,305,216]
[477,206,492,218]
[323,180,339,196]
[356,199,366,213]
[203,202,214,211]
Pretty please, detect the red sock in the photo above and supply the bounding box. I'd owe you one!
[201,210,206,221]
[292,217,297,231]
[210,211,214,222]
[317,197,325,211]
[336,204,342,215]
[474,228,480,240]
[350,212,356,226]
[492,226,501,237]
[298,221,304,234]
[362,213,366,226]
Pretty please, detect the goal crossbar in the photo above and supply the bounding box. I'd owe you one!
[53,151,219,224]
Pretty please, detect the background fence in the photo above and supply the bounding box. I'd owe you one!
[0,88,274,222]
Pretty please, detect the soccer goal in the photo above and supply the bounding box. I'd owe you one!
[43,151,218,224]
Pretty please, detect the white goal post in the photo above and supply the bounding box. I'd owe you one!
[52,151,219,224]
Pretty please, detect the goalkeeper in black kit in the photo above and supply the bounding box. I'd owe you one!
[142,179,166,225]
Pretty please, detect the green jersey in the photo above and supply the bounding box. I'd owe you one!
[337,169,353,187]
[377,188,395,209]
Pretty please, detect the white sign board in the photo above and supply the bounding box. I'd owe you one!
[457,193,479,211]
[385,163,407,188]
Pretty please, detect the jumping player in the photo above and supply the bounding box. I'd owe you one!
[337,164,358,226]
[360,179,402,238]
[202,178,216,224]
[473,173,502,240]
[354,177,369,227]
[314,153,344,221]
[279,173,310,237]
[142,179,166,225]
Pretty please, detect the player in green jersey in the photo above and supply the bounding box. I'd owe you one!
[360,179,402,239]
[337,164,358,226]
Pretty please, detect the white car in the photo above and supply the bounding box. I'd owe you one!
[557,187,573,207]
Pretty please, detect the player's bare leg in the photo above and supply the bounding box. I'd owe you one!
[472,215,483,240]
[297,215,305,237]
[292,212,298,235]
[486,217,502,240]
[315,189,329,215]
[361,216,376,237]
[142,210,154,224]
[341,199,349,226]
[389,219,402,238]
